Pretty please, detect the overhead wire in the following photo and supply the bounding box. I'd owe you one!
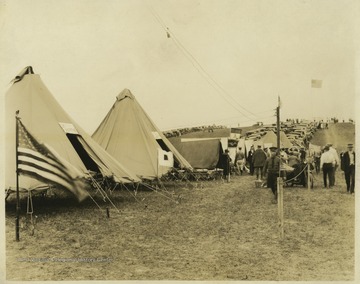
[168,29,259,118]
[168,31,257,121]
[144,1,272,123]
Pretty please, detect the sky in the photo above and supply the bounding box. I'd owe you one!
[0,0,358,134]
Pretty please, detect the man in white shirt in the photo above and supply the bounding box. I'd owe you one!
[320,146,336,188]
[327,143,340,186]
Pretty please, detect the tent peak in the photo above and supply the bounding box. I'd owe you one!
[11,66,34,84]
[116,88,134,101]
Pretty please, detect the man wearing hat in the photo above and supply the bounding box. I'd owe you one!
[341,144,355,193]
[263,147,281,202]
[320,146,335,188]
[252,145,267,180]
[247,145,255,175]
[221,149,232,182]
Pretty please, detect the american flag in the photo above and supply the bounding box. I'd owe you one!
[311,79,322,88]
[17,118,89,201]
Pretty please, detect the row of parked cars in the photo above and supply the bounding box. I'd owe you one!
[244,120,319,148]
[163,124,227,138]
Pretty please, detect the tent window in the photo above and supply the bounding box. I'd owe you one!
[66,134,100,173]
[156,139,170,151]
[164,154,168,161]
[228,139,238,147]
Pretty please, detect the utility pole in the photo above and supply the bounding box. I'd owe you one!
[276,102,280,154]
[276,97,284,239]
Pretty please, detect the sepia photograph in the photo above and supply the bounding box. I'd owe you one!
[0,0,358,283]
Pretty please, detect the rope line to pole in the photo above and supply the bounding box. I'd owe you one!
[122,183,142,203]
[284,163,310,183]
[141,182,178,203]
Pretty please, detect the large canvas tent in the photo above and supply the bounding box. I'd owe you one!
[170,139,224,169]
[92,89,192,180]
[5,67,140,193]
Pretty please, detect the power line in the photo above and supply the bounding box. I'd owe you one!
[168,30,257,121]
[169,29,259,118]
[145,1,266,122]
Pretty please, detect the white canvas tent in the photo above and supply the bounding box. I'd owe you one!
[244,139,254,156]
[253,131,293,149]
[279,131,293,149]
[92,89,192,180]
[5,67,141,193]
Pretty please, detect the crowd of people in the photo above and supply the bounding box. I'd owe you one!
[221,141,355,203]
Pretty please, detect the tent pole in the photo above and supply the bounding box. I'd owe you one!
[15,112,20,241]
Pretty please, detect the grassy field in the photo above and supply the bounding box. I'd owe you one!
[5,122,356,281]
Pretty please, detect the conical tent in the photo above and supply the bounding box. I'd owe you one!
[92,89,193,180]
[279,131,293,149]
[254,130,293,149]
[254,131,277,148]
[5,67,140,192]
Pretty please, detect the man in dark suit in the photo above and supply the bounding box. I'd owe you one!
[263,147,281,202]
[341,144,355,194]
[221,149,232,182]
[252,145,267,180]
[247,145,255,175]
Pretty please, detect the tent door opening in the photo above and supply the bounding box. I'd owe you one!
[156,139,170,152]
[66,133,100,173]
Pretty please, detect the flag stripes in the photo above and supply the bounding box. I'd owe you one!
[18,164,74,190]
[16,118,88,201]
[18,148,73,186]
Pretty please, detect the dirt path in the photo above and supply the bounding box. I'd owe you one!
[310,122,355,153]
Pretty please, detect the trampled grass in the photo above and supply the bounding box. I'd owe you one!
[5,122,356,280]
[5,171,355,281]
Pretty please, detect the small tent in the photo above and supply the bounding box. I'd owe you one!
[254,131,277,148]
[254,131,292,149]
[279,131,293,149]
[5,67,140,193]
[92,89,192,180]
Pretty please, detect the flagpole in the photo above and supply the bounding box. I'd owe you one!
[15,111,20,241]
